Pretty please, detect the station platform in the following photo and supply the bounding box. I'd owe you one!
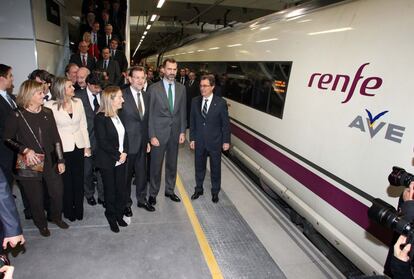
[10,143,343,278]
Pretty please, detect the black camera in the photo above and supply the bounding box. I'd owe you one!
[388,166,414,187]
[0,254,10,279]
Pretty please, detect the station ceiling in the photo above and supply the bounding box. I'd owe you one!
[66,0,309,59]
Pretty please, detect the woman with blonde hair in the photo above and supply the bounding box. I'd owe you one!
[94,86,128,232]
[4,80,69,237]
[44,77,90,222]
[83,31,100,61]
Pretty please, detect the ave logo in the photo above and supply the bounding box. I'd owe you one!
[348,109,405,143]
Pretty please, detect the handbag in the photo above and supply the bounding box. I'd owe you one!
[15,110,45,177]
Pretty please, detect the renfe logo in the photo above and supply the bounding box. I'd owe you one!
[308,63,383,104]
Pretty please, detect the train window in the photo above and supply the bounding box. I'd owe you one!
[177,61,292,119]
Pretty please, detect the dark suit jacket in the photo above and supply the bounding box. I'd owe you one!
[0,95,16,184]
[69,53,96,71]
[94,112,129,169]
[148,80,186,145]
[111,49,128,73]
[176,75,188,85]
[119,87,149,154]
[96,59,121,86]
[0,168,22,241]
[190,95,230,151]
[75,88,97,150]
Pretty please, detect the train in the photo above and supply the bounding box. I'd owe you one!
[146,0,414,275]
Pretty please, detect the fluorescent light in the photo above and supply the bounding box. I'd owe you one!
[260,26,270,30]
[197,49,205,52]
[150,14,157,22]
[297,19,312,23]
[256,38,278,43]
[141,35,145,39]
[146,25,151,30]
[308,27,353,36]
[143,31,148,35]
[187,51,194,54]
[156,0,165,8]
[227,44,242,48]
[209,47,220,50]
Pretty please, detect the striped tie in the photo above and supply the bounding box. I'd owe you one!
[202,98,208,119]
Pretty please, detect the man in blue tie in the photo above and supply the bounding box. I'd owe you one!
[147,58,187,206]
[189,75,230,203]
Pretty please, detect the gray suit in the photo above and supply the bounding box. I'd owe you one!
[148,80,186,197]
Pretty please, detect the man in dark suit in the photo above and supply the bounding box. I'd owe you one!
[69,41,96,71]
[109,38,128,85]
[185,71,199,128]
[148,58,186,206]
[0,64,17,186]
[189,75,230,203]
[176,68,188,85]
[96,47,121,86]
[119,67,154,215]
[75,73,105,206]
[98,24,114,50]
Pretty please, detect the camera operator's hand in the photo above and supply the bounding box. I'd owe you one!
[402,182,414,201]
[394,235,411,262]
[2,234,25,249]
[0,265,14,279]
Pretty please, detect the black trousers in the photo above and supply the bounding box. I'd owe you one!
[195,147,221,194]
[19,162,64,229]
[100,163,127,222]
[126,149,148,206]
[62,147,84,220]
[84,155,104,201]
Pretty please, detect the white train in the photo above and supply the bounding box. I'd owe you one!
[147,0,414,275]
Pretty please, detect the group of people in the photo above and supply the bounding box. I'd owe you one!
[0,57,231,247]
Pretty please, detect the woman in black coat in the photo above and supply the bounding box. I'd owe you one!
[94,86,128,233]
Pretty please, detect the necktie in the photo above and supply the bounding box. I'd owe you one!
[82,55,86,66]
[181,77,184,84]
[5,94,16,110]
[202,98,208,119]
[106,35,109,46]
[104,60,108,70]
[190,80,193,86]
[168,84,173,113]
[112,50,115,57]
[137,91,143,119]
[93,94,100,112]
[44,95,49,101]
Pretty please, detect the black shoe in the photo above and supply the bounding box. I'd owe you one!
[39,227,50,237]
[53,219,69,229]
[24,210,32,220]
[117,218,128,227]
[137,201,155,212]
[212,193,219,203]
[108,221,119,233]
[191,190,203,200]
[165,193,181,202]
[124,207,133,217]
[86,197,97,206]
[148,196,156,206]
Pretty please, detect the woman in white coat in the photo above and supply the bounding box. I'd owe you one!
[45,77,90,221]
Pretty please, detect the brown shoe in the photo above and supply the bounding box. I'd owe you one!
[39,227,50,237]
[53,220,69,229]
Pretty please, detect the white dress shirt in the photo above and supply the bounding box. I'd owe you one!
[130,86,145,115]
[87,87,100,111]
[110,115,125,166]
[201,94,213,113]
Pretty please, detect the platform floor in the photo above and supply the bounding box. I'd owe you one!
[9,143,343,279]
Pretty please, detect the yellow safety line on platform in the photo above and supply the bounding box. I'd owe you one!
[176,175,224,279]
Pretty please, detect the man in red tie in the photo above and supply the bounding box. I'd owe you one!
[69,41,96,71]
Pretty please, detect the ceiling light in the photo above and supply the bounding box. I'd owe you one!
[150,14,157,22]
[227,44,242,48]
[209,47,220,50]
[260,26,270,30]
[256,38,278,43]
[157,0,165,8]
[146,25,151,30]
[308,27,352,36]
[143,31,148,35]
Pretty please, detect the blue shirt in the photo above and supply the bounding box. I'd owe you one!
[162,78,175,107]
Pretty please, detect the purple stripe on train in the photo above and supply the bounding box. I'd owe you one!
[230,122,392,245]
